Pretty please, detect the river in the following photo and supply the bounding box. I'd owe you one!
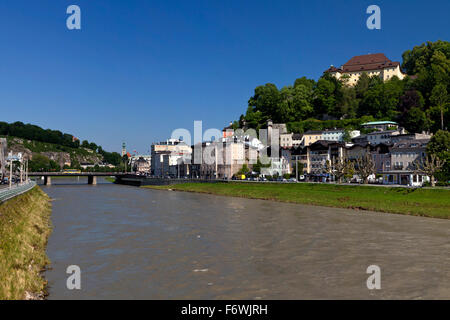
[41,178,450,299]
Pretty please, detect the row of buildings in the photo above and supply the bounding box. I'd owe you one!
[142,120,432,187]
[136,53,429,185]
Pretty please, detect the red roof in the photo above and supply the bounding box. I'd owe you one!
[344,53,390,66]
[325,53,401,73]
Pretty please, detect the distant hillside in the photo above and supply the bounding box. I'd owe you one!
[0,121,122,171]
[4,136,103,169]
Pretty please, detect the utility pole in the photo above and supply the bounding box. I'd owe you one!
[295,155,298,182]
[215,144,218,180]
[9,160,12,189]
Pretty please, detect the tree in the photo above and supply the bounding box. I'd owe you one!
[403,107,430,133]
[81,140,90,148]
[103,151,122,166]
[247,83,281,122]
[28,154,60,172]
[354,154,376,184]
[325,156,353,183]
[340,130,351,142]
[292,84,314,120]
[244,106,264,130]
[430,83,449,130]
[426,130,450,181]
[355,72,371,98]
[89,142,98,151]
[402,40,450,105]
[0,121,80,148]
[278,86,298,123]
[398,90,424,116]
[382,77,404,119]
[412,154,446,187]
[338,86,358,118]
[252,158,270,174]
[313,78,337,117]
[427,130,450,154]
[294,77,315,92]
[358,77,404,119]
[237,164,250,176]
[358,80,383,117]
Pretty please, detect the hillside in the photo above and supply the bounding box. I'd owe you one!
[1,121,123,171]
[237,40,449,134]
[4,136,103,169]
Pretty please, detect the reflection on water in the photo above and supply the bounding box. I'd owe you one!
[43,178,450,299]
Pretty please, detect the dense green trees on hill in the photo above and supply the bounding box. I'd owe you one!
[241,40,449,134]
[0,121,80,148]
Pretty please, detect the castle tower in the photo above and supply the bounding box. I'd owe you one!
[121,142,127,157]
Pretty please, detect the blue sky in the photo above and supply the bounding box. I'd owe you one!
[1,0,449,153]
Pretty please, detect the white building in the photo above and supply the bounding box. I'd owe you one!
[366,129,404,145]
[322,129,345,142]
[151,139,192,176]
[325,53,406,86]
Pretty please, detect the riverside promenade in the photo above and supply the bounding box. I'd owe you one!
[0,181,37,203]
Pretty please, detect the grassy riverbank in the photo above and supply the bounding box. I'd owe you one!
[145,182,450,219]
[0,187,52,300]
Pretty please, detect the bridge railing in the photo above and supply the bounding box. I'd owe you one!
[0,181,37,203]
[28,172,126,176]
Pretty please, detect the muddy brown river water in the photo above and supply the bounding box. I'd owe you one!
[42,178,450,299]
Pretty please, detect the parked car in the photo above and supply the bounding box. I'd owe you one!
[350,177,362,184]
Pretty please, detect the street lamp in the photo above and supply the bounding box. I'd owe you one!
[9,159,12,189]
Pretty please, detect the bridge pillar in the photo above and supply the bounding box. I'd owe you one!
[88,176,97,185]
[44,176,52,186]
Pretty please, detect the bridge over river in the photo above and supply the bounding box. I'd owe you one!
[28,172,127,185]
[28,172,222,187]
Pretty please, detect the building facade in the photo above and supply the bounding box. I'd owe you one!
[302,131,323,147]
[362,121,399,131]
[325,53,406,86]
[382,139,430,186]
[151,139,192,176]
